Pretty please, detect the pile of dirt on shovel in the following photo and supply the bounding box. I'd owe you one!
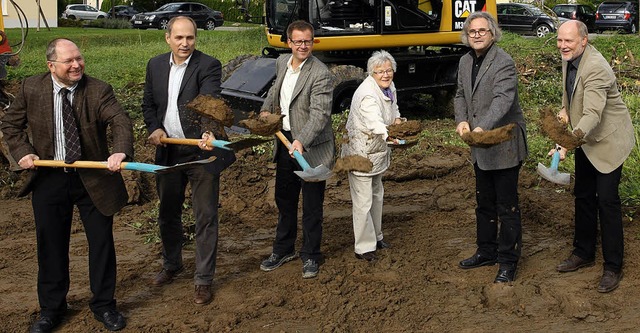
[539,107,584,150]
[388,120,422,139]
[461,123,515,147]
[333,155,373,173]
[238,113,284,136]
[186,95,235,127]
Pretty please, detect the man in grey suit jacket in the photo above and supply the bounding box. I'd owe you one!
[454,12,528,283]
[554,20,635,293]
[2,38,132,332]
[259,20,335,279]
[143,16,235,305]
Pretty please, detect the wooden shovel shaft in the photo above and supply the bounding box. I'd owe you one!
[160,137,232,151]
[274,131,312,170]
[33,160,165,173]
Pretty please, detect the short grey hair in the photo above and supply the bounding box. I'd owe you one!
[559,20,589,38]
[460,11,502,46]
[367,50,397,76]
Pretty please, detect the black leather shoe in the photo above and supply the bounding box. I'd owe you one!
[355,251,377,262]
[556,254,595,273]
[93,310,126,331]
[597,270,622,293]
[376,240,391,249]
[494,265,517,283]
[459,252,496,269]
[30,316,61,333]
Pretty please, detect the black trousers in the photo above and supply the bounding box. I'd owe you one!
[573,148,624,273]
[156,145,220,285]
[474,163,522,266]
[273,131,326,262]
[31,169,116,317]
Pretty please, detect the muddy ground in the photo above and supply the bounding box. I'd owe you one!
[1,119,640,333]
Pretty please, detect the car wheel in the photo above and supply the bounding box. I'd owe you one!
[535,24,551,37]
[631,23,637,34]
[68,15,76,20]
[158,18,169,30]
[97,15,105,19]
[205,20,216,31]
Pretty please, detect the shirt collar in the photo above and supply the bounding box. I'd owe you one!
[170,53,192,67]
[287,56,308,73]
[51,75,78,94]
[568,53,583,70]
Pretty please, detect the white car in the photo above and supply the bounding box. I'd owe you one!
[62,4,109,20]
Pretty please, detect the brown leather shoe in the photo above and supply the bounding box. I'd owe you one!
[151,266,184,286]
[194,285,213,305]
[556,254,595,273]
[597,270,622,293]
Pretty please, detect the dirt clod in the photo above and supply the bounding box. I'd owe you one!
[388,120,423,139]
[540,107,584,150]
[461,123,516,147]
[186,95,234,127]
[333,155,373,173]
[238,113,284,136]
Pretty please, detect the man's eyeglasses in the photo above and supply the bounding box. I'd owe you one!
[373,68,394,76]
[468,29,490,38]
[48,57,85,66]
[290,39,314,46]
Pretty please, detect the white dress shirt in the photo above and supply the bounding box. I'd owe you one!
[279,56,308,131]
[51,77,78,161]
[163,53,191,138]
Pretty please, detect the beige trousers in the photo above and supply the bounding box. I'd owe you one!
[348,172,384,254]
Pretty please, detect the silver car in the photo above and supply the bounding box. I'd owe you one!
[62,4,109,20]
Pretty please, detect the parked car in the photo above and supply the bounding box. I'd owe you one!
[497,3,558,37]
[61,4,109,20]
[131,2,224,30]
[595,1,638,33]
[111,5,140,21]
[552,4,596,32]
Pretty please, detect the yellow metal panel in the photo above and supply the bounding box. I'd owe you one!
[267,32,465,50]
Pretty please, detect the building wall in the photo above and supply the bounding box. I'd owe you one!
[2,0,58,28]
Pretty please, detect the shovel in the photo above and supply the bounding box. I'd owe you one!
[275,131,332,182]
[537,149,570,185]
[160,137,270,151]
[33,157,217,174]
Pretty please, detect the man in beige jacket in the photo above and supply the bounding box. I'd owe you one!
[554,20,635,293]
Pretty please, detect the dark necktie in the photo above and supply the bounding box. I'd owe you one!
[60,88,81,164]
[566,61,576,107]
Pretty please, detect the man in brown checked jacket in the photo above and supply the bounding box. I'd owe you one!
[1,38,133,333]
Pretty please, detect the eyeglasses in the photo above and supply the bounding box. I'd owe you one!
[468,29,490,38]
[373,68,394,76]
[48,56,85,66]
[289,39,314,46]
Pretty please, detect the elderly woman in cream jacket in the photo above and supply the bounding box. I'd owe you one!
[342,50,404,262]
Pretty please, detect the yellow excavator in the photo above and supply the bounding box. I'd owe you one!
[222,0,497,115]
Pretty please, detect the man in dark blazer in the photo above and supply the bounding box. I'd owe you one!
[1,38,132,332]
[143,16,235,305]
[454,12,528,283]
[554,20,635,293]
[259,20,335,279]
